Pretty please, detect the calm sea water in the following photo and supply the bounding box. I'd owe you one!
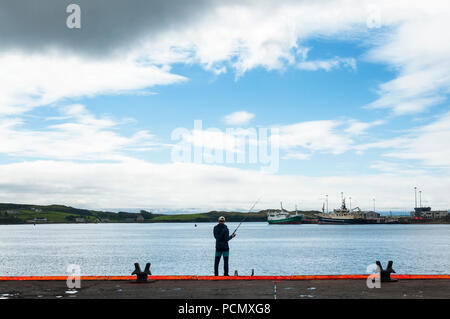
[0,223,449,276]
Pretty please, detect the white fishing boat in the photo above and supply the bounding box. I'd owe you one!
[267,202,303,224]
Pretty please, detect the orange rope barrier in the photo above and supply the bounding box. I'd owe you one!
[0,274,448,281]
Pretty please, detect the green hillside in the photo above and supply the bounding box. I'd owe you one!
[0,203,320,224]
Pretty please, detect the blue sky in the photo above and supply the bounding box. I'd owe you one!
[0,1,449,212]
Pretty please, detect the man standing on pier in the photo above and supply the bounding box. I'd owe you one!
[213,216,236,276]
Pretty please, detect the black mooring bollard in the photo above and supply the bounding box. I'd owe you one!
[251,269,254,276]
[376,261,397,282]
[234,270,239,276]
[132,262,152,283]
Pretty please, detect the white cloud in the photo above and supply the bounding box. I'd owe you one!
[174,118,386,161]
[2,1,448,119]
[364,2,450,114]
[180,129,240,153]
[275,117,400,159]
[278,120,353,155]
[382,112,450,167]
[0,104,160,160]
[297,57,356,71]
[282,152,311,160]
[0,53,186,116]
[355,137,407,152]
[369,161,427,175]
[224,111,255,125]
[136,1,368,76]
[135,1,450,115]
[1,1,448,119]
[356,111,450,168]
[0,159,448,211]
[345,119,384,135]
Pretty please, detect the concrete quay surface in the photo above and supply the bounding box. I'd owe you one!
[0,279,449,299]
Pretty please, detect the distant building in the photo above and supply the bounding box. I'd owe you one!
[434,211,450,218]
[363,211,380,219]
[411,207,431,218]
[75,218,86,223]
[31,207,42,213]
[136,215,145,222]
[424,211,448,219]
[411,207,449,219]
[6,210,20,215]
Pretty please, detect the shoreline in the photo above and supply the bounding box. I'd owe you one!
[1,202,448,225]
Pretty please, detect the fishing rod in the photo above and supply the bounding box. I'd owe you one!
[232,198,261,236]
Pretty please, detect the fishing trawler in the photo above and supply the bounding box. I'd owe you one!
[317,194,380,224]
[267,202,304,224]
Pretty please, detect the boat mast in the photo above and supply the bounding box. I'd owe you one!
[414,187,417,208]
[341,192,346,210]
[419,190,422,208]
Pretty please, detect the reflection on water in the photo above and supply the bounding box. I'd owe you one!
[0,223,449,275]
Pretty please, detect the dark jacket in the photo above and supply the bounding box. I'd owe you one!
[214,223,233,251]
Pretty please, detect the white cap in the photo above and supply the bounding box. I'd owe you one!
[218,216,226,222]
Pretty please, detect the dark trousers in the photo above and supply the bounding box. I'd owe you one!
[214,251,229,276]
